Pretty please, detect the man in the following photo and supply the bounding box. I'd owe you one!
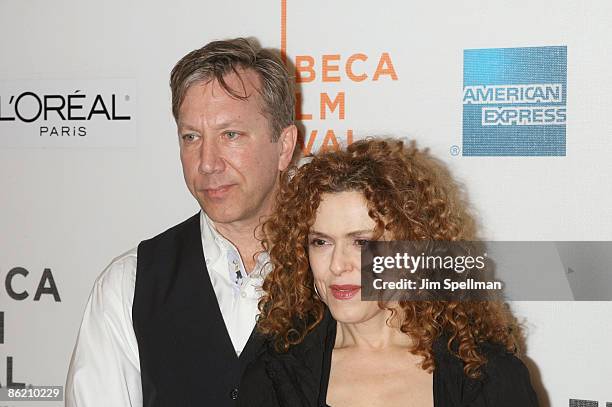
[66,38,297,406]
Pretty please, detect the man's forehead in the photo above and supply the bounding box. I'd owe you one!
[177,71,268,129]
[202,67,263,99]
[178,69,265,116]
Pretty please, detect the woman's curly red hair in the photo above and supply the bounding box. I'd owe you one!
[257,137,521,378]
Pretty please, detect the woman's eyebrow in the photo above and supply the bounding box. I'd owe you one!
[346,229,374,237]
[308,230,329,237]
[308,229,373,238]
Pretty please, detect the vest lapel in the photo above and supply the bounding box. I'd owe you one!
[179,213,237,362]
[239,325,266,373]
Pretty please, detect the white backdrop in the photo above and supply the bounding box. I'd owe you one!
[1,1,611,406]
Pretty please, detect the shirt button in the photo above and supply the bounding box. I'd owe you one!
[230,387,239,400]
[240,291,247,298]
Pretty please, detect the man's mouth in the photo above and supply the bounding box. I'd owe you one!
[201,184,235,199]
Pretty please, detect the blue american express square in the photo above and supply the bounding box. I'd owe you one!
[462,46,567,156]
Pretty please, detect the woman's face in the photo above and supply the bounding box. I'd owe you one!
[308,191,383,324]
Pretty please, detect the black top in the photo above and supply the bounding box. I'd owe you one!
[241,310,539,407]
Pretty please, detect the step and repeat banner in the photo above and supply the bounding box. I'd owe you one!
[1,0,611,406]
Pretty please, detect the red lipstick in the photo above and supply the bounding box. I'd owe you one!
[330,284,361,300]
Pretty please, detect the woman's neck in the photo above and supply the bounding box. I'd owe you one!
[334,308,413,350]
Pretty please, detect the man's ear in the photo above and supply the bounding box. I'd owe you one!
[277,124,298,171]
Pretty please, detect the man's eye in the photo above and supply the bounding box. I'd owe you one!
[355,239,369,247]
[225,131,240,140]
[182,134,198,142]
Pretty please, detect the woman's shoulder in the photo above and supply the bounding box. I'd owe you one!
[478,341,530,375]
[433,339,539,406]
[478,343,539,405]
[244,310,335,407]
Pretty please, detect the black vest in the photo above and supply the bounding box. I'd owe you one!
[133,213,265,407]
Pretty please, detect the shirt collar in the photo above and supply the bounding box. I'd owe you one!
[251,251,271,280]
[199,210,271,277]
[199,210,225,265]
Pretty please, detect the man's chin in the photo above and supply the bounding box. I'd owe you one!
[198,202,243,224]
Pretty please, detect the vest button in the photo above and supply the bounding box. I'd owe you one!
[230,387,239,400]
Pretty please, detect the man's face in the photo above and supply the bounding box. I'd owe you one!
[177,69,296,227]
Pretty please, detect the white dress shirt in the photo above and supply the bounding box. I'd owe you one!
[65,211,269,407]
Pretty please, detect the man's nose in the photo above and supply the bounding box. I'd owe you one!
[198,138,225,174]
[329,245,357,276]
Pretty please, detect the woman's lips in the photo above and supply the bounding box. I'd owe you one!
[330,284,361,300]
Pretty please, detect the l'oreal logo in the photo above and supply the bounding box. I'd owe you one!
[0,79,136,147]
[0,91,131,123]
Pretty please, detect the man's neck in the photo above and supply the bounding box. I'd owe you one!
[213,216,266,274]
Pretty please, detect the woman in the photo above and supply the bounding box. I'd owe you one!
[246,138,538,407]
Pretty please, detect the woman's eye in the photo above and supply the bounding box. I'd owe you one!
[355,239,369,247]
[309,238,327,247]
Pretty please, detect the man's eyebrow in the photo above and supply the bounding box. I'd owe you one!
[177,119,247,131]
[177,122,199,132]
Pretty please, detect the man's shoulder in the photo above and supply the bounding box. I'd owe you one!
[92,214,201,306]
[143,212,200,243]
[138,213,200,250]
[92,213,198,297]
[92,247,138,305]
